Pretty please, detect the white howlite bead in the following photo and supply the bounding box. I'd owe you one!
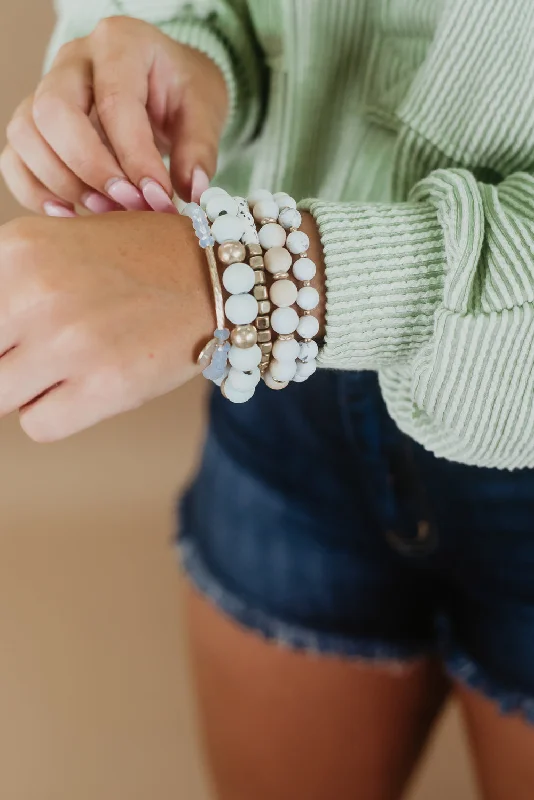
[253,199,280,222]
[297,286,320,311]
[296,358,317,378]
[227,366,261,391]
[273,337,300,361]
[247,189,273,206]
[286,230,310,254]
[200,186,228,210]
[228,343,262,371]
[278,207,302,230]
[293,257,316,282]
[264,246,292,275]
[225,293,258,325]
[292,374,309,383]
[270,278,298,308]
[273,192,297,210]
[206,194,238,222]
[212,215,247,244]
[299,340,319,363]
[264,371,289,391]
[241,226,260,245]
[223,381,255,403]
[222,262,255,295]
[297,314,320,339]
[271,307,299,334]
[270,358,297,382]
[258,223,286,250]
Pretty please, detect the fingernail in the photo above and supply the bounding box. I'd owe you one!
[106,179,150,211]
[43,202,77,218]
[82,191,121,214]
[191,166,210,204]
[140,179,178,214]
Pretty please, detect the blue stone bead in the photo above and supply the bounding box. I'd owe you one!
[215,328,230,341]
[182,202,201,219]
[199,235,215,248]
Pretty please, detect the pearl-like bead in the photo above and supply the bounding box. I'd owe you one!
[227,366,261,391]
[222,380,255,403]
[247,189,273,206]
[297,286,320,311]
[258,223,286,250]
[218,240,246,265]
[299,340,319,362]
[206,194,238,221]
[200,186,227,210]
[253,199,280,222]
[286,230,310,254]
[271,307,299,334]
[264,371,289,391]
[270,278,298,308]
[212,215,247,244]
[296,358,317,378]
[270,358,297,382]
[231,324,257,348]
[273,192,297,210]
[222,262,255,294]
[264,246,292,275]
[228,343,262,371]
[273,337,300,361]
[293,257,316,281]
[225,293,258,325]
[278,207,302,230]
[297,314,320,338]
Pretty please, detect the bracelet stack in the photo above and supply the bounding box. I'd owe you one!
[182,186,321,404]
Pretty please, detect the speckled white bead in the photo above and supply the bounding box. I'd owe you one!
[270,278,298,308]
[296,358,317,378]
[278,207,302,230]
[271,307,299,334]
[212,215,247,244]
[297,286,320,311]
[200,186,228,210]
[241,226,260,245]
[227,366,261,391]
[298,340,319,363]
[228,343,262,371]
[258,223,286,250]
[273,192,297,210]
[297,314,320,339]
[225,293,258,325]
[263,371,289,391]
[286,230,310,254]
[273,337,300,361]
[270,358,297,382]
[293,257,316,282]
[264,246,292,275]
[206,194,238,222]
[223,381,255,403]
[247,189,273,206]
[222,262,255,295]
[253,199,280,222]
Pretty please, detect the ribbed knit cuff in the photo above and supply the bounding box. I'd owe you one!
[299,198,447,371]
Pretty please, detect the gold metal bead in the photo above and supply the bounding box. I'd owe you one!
[231,324,258,348]
[273,272,289,281]
[260,341,273,355]
[217,240,246,265]
[256,315,270,330]
[300,251,308,259]
[259,217,277,225]
[277,333,295,341]
[257,330,272,343]
[258,300,271,315]
[302,280,311,287]
[253,285,268,301]
[254,270,266,285]
[247,243,263,257]
[249,255,264,269]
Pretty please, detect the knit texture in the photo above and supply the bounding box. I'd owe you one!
[47,0,534,468]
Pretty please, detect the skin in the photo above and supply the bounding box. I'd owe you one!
[1,17,533,798]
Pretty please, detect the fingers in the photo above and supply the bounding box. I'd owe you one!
[0,344,64,421]
[0,144,76,216]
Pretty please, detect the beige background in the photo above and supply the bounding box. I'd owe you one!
[0,3,478,798]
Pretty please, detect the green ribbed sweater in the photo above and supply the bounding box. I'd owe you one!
[47,0,534,469]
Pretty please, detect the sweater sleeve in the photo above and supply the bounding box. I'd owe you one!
[44,0,265,144]
[301,170,534,469]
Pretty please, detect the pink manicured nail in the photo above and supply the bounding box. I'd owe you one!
[82,191,121,214]
[140,179,178,214]
[191,167,210,204]
[43,202,77,218]
[106,179,150,211]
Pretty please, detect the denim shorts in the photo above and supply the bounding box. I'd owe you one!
[179,370,534,723]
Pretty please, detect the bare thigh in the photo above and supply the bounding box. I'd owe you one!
[184,583,450,800]
[457,683,534,800]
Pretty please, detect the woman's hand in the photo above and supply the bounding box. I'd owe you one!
[0,212,214,441]
[0,16,228,217]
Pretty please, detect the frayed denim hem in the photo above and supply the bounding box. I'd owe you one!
[177,534,432,665]
[447,650,534,726]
